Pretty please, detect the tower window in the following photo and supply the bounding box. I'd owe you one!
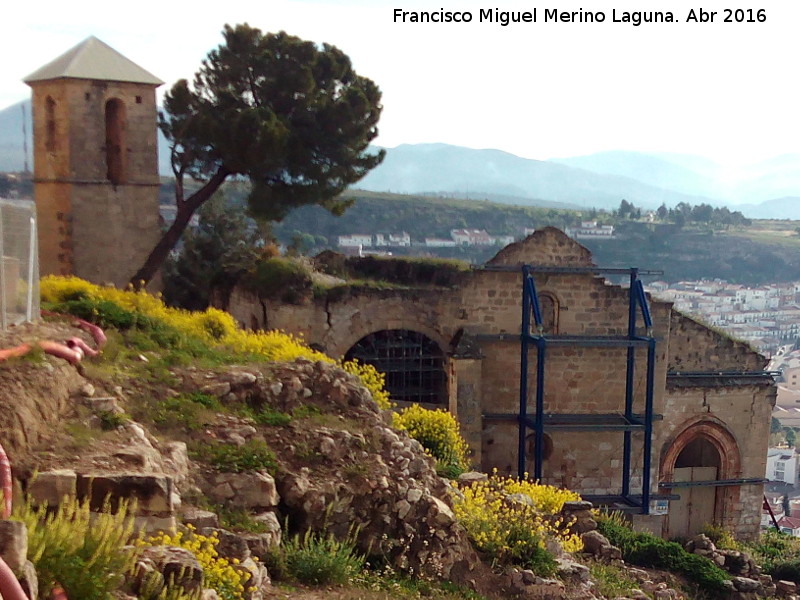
[135,95,142,104]
[45,96,56,152]
[105,98,127,184]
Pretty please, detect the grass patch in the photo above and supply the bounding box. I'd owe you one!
[740,529,800,583]
[136,393,221,433]
[589,562,651,599]
[246,406,292,427]
[273,529,365,586]
[190,439,278,474]
[216,506,270,534]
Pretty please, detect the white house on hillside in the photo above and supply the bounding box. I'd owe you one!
[766,447,800,485]
[338,234,373,248]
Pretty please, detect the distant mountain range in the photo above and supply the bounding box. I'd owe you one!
[3,98,800,218]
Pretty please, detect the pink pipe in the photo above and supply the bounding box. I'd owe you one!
[0,442,10,519]
[0,442,26,600]
[51,585,68,599]
[41,310,107,349]
[0,556,28,600]
[65,337,98,358]
[36,341,83,365]
[0,345,32,362]
[0,330,106,366]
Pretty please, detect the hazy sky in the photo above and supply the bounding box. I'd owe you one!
[3,0,798,165]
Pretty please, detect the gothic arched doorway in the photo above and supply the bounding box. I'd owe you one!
[661,418,741,539]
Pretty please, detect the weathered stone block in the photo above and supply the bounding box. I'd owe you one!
[0,520,27,574]
[182,508,219,530]
[28,469,77,507]
[206,472,279,510]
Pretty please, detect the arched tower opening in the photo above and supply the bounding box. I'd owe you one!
[104,98,127,184]
[45,96,57,152]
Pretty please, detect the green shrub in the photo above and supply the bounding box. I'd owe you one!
[243,257,312,303]
[280,529,365,585]
[597,516,729,595]
[15,495,137,600]
[771,560,800,584]
[741,529,800,582]
[98,410,130,430]
[700,523,739,551]
[454,473,581,573]
[190,439,277,473]
[52,297,142,330]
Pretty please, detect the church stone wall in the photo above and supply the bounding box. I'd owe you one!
[223,221,774,540]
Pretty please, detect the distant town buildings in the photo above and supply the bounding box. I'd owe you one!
[650,279,800,356]
[337,228,517,251]
[564,221,615,240]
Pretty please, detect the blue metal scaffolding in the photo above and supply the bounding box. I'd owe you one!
[517,264,659,514]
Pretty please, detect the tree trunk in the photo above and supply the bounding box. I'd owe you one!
[129,168,229,288]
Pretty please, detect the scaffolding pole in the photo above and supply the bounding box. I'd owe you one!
[517,265,657,513]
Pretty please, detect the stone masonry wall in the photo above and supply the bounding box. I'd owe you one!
[662,310,774,539]
[668,311,766,372]
[659,384,774,540]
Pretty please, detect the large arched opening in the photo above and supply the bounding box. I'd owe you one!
[661,418,741,539]
[344,329,447,407]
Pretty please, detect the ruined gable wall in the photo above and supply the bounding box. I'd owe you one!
[668,311,766,372]
[487,226,594,267]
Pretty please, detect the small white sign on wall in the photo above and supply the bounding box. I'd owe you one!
[651,499,669,516]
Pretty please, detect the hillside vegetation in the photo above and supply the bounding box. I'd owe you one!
[266,190,800,284]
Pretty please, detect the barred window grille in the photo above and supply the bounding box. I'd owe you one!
[0,199,39,330]
[345,329,447,404]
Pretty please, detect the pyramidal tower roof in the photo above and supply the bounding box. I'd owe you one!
[24,36,163,86]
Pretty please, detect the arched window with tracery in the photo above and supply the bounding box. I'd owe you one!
[344,329,447,404]
[105,98,126,184]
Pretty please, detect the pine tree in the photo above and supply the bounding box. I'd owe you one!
[131,24,385,286]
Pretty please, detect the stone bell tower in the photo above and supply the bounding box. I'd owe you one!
[24,36,163,287]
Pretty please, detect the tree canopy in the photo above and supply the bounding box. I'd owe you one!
[131,23,385,286]
[163,193,262,310]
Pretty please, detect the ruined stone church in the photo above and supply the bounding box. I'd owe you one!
[26,38,775,541]
[223,230,775,540]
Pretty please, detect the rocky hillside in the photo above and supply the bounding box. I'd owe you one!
[0,300,796,600]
